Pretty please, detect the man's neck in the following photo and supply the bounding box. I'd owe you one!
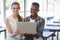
[31,15,37,20]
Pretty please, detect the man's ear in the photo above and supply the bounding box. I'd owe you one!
[37,9,39,12]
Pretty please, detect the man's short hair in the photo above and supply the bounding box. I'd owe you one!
[32,2,40,8]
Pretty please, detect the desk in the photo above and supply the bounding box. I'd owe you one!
[44,26,60,40]
[43,32,54,40]
[0,27,6,39]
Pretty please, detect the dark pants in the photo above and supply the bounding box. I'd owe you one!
[24,34,35,40]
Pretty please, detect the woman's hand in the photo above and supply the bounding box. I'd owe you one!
[14,29,20,36]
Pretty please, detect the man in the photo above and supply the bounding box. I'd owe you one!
[24,2,45,40]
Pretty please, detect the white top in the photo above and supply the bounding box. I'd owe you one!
[8,16,18,34]
[6,15,21,40]
[29,18,35,22]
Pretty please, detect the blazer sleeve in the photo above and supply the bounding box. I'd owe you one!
[36,18,45,37]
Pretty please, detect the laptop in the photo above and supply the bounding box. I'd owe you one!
[17,22,37,34]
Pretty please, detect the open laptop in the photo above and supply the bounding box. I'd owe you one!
[17,22,37,34]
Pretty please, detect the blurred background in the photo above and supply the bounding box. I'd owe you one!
[0,0,60,40]
[0,0,60,26]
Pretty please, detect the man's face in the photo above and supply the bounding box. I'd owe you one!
[30,5,39,16]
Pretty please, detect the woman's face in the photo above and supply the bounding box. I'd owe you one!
[11,4,20,15]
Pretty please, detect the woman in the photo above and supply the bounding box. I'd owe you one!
[5,2,23,40]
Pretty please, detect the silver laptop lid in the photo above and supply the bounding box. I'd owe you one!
[17,22,37,34]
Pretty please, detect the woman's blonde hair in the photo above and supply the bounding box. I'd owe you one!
[11,2,20,9]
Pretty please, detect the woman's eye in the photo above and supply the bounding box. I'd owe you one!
[13,8,15,9]
[17,8,19,9]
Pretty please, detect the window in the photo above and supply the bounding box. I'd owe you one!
[0,0,4,26]
[6,0,16,18]
[24,0,47,18]
[6,0,24,18]
[54,0,60,20]
[17,0,24,18]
